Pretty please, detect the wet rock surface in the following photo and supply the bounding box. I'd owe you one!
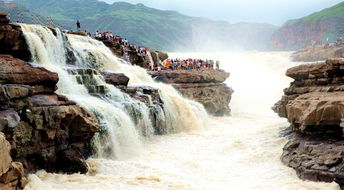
[69,68,166,135]
[149,70,233,116]
[102,72,130,86]
[274,58,344,188]
[0,56,100,180]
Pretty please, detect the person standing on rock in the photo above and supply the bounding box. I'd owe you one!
[76,20,81,31]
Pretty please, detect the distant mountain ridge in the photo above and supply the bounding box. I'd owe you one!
[271,1,344,50]
[9,0,277,51]
[0,0,54,26]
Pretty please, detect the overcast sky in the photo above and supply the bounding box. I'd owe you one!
[99,0,344,25]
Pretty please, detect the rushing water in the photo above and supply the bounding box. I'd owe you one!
[19,24,207,160]
[19,24,340,189]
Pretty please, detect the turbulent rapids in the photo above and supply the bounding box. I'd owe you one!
[17,24,340,190]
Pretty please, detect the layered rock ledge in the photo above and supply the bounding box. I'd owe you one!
[274,58,344,188]
[149,70,233,116]
[0,55,100,189]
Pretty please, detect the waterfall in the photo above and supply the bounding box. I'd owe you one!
[146,50,154,70]
[155,51,161,66]
[19,24,208,159]
[66,34,208,132]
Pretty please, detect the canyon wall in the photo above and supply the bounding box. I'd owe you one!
[274,58,344,189]
[271,2,344,53]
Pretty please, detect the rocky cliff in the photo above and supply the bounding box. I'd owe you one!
[0,54,101,189]
[292,45,344,62]
[273,58,344,189]
[0,55,101,171]
[149,70,233,116]
[271,2,344,51]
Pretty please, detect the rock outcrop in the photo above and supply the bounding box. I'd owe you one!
[0,13,31,61]
[0,132,26,190]
[274,58,344,188]
[291,45,344,62]
[102,72,129,87]
[0,55,100,179]
[149,70,233,116]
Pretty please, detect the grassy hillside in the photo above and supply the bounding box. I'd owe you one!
[12,0,277,51]
[272,1,344,50]
[303,1,344,22]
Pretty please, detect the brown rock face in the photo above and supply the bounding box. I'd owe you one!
[0,133,26,190]
[149,70,233,116]
[0,23,31,61]
[274,58,344,188]
[0,12,10,25]
[0,56,100,177]
[102,72,130,86]
[271,17,344,51]
[0,55,58,87]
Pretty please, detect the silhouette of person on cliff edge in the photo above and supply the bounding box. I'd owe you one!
[76,20,81,31]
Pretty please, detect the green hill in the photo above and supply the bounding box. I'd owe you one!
[11,0,277,51]
[0,0,62,26]
[271,1,344,50]
[302,2,344,22]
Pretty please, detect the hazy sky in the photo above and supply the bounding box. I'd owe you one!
[100,0,344,25]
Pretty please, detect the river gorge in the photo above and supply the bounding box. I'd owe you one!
[0,19,343,190]
[22,51,340,190]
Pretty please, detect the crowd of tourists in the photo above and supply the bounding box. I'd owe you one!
[93,30,148,62]
[73,21,221,72]
[158,58,220,71]
[92,31,222,71]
